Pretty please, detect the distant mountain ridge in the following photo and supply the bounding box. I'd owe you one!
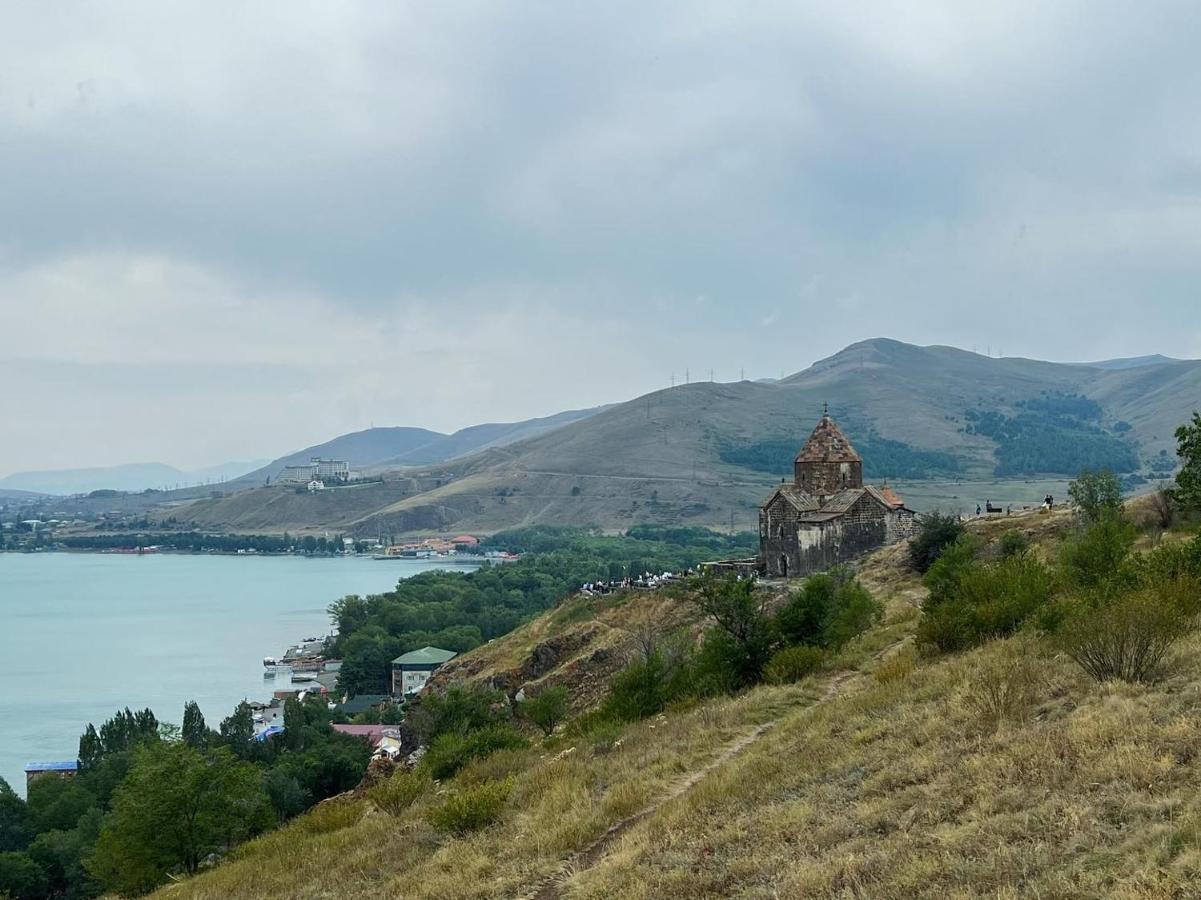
[0,460,269,496]
[229,407,608,488]
[169,338,1201,537]
[1077,354,1184,370]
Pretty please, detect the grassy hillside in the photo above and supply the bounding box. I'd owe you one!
[152,499,1201,899]
[167,339,1200,536]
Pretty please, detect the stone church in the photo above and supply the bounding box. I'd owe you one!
[759,408,917,578]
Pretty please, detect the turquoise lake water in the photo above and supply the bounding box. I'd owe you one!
[0,552,466,794]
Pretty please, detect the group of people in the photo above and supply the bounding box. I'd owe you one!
[579,568,696,595]
[973,494,1054,517]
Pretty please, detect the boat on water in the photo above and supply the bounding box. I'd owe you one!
[262,656,289,677]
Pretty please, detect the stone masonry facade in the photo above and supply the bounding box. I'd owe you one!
[759,409,918,578]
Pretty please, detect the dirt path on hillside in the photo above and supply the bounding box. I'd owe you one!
[519,652,886,900]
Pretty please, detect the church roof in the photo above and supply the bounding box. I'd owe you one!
[766,485,821,512]
[766,485,910,524]
[795,413,861,464]
[872,484,905,509]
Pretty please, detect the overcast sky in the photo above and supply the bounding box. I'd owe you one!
[2,2,1200,474]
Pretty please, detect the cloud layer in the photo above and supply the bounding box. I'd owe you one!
[2,2,1200,471]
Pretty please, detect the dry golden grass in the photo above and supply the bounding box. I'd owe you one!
[568,634,1201,899]
[157,512,1201,900]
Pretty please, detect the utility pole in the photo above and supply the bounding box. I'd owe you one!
[740,367,745,382]
[685,368,690,385]
[671,373,675,388]
[709,368,714,382]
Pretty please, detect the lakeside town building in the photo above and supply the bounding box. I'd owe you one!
[24,760,77,791]
[392,646,457,696]
[276,457,350,485]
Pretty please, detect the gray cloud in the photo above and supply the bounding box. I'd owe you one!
[1,1,1200,472]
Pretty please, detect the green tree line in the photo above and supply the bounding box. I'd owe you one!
[329,525,757,696]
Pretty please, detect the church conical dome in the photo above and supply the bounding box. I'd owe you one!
[794,411,861,464]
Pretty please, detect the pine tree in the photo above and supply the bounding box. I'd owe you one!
[78,724,103,771]
[182,701,208,749]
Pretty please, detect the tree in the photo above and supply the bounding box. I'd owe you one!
[0,851,47,900]
[77,725,102,772]
[182,701,209,749]
[1173,412,1201,513]
[218,702,254,755]
[692,574,776,688]
[0,779,30,853]
[1069,469,1123,523]
[407,686,505,745]
[522,686,568,736]
[603,652,672,721]
[26,778,96,834]
[774,571,881,651]
[88,742,271,895]
[908,511,965,573]
[26,808,101,900]
[262,770,309,822]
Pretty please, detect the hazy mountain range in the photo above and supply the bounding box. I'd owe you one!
[0,460,270,497]
[1,408,607,498]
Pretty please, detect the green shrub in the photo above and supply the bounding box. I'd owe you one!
[691,575,776,689]
[775,573,837,646]
[426,778,513,835]
[999,530,1030,559]
[764,645,826,684]
[1125,537,1201,590]
[0,851,48,900]
[775,571,882,650]
[909,511,966,573]
[960,555,1055,636]
[822,579,883,650]
[421,724,527,781]
[602,653,672,722]
[366,771,429,817]
[923,534,982,607]
[408,686,507,745]
[916,599,977,655]
[521,685,568,736]
[918,554,1054,655]
[1055,590,1194,683]
[1059,517,1137,591]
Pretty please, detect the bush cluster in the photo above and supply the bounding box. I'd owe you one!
[909,511,966,574]
[596,571,882,725]
[425,778,513,835]
[917,539,1055,656]
[919,503,1201,688]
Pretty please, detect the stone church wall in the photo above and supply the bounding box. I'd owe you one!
[759,501,915,578]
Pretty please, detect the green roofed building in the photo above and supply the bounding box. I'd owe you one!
[392,646,457,696]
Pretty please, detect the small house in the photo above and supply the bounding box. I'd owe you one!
[334,693,391,718]
[392,646,457,696]
[24,760,77,791]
